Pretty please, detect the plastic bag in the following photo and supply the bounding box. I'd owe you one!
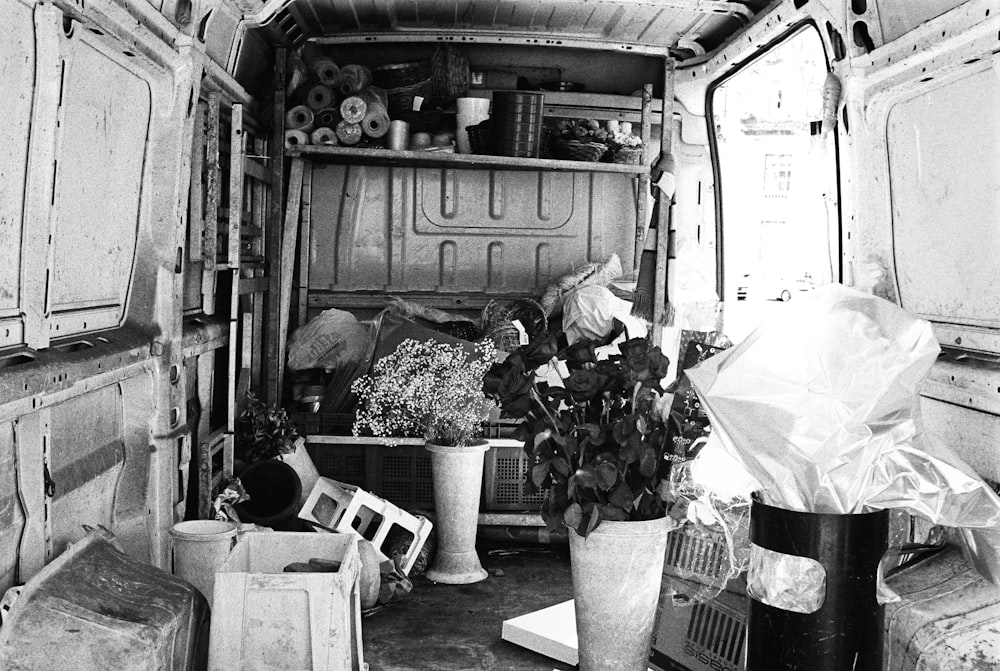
[562,285,647,345]
[287,308,374,371]
[687,284,1000,587]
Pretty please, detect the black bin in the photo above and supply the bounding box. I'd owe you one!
[747,498,889,671]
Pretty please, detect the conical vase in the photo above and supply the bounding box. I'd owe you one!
[424,440,490,584]
[569,517,669,671]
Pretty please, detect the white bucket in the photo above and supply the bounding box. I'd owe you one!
[169,520,238,606]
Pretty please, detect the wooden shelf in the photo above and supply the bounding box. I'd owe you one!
[285,144,650,175]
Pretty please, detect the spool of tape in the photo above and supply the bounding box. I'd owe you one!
[310,127,338,145]
[285,105,315,132]
[362,107,390,138]
[335,120,362,146]
[306,85,334,111]
[313,59,340,86]
[285,129,310,147]
[339,96,367,124]
[338,64,372,95]
[411,132,432,149]
[315,107,341,129]
[388,120,409,151]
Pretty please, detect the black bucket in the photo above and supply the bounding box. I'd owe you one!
[747,498,889,671]
[235,459,303,531]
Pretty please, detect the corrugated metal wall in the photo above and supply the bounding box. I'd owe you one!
[307,164,639,296]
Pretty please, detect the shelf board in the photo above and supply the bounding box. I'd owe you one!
[285,145,650,175]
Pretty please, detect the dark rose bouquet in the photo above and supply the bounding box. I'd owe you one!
[484,336,676,537]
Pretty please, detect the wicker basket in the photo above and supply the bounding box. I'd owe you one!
[385,77,434,117]
[612,146,644,165]
[481,299,547,353]
[430,45,470,108]
[550,139,607,162]
[466,120,493,155]
[372,61,432,89]
[395,109,444,133]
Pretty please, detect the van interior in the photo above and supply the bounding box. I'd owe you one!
[1,0,999,668]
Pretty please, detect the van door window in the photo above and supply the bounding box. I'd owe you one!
[709,26,839,342]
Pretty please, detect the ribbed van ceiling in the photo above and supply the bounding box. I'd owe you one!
[252,0,775,56]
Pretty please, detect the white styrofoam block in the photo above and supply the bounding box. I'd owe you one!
[208,532,364,671]
[299,477,432,575]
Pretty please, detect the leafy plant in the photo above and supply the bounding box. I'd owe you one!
[351,339,498,447]
[484,336,676,537]
[236,392,302,463]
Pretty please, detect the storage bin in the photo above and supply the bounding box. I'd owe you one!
[209,532,364,671]
[481,439,548,511]
[0,528,209,671]
[305,437,435,509]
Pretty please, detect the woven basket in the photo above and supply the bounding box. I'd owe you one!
[612,147,644,165]
[481,299,547,353]
[550,140,607,162]
[466,120,493,155]
[430,45,470,108]
[396,109,444,133]
[372,61,432,89]
[386,77,434,117]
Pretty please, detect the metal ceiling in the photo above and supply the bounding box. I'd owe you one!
[251,0,776,57]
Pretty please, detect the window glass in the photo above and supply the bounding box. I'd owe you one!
[711,27,839,342]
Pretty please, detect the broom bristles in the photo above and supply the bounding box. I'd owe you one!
[630,248,657,322]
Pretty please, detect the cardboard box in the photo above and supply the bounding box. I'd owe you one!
[650,587,747,671]
[208,532,364,671]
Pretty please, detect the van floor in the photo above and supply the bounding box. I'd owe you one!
[362,540,576,671]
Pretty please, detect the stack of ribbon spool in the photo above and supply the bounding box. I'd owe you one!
[284,54,393,148]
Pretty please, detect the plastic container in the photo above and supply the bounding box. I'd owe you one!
[235,459,302,530]
[169,519,238,606]
[746,498,889,671]
[481,439,547,511]
[0,528,209,671]
[491,91,544,157]
[209,532,364,671]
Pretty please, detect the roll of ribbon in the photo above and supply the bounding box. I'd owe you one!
[338,64,372,96]
[315,107,341,129]
[306,84,334,111]
[411,132,432,150]
[285,129,310,146]
[285,105,315,132]
[388,120,410,151]
[360,86,388,110]
[310,127,338,145]
[362,107,391,138]
[313,59,340,86]
[335,120,363,146]
[339,96,367,124]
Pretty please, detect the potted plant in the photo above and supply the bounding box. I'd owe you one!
[352,338,498,584]
[484,336,678,671]
[233,393,316,528]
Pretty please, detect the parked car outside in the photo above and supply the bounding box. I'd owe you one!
[742,274,816,301]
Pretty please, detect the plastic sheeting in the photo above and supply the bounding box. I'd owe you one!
[687,284,1000,583]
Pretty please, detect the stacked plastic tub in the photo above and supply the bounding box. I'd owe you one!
[490,92,544,157]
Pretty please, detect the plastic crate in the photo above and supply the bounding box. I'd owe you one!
[305,438,435,510]
[663,524,732,586]
[482,439,548,511]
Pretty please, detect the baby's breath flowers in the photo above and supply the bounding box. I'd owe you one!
[351,339,498,447]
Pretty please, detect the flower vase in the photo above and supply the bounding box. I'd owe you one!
[569,518,669,671]
[424,440,490,584]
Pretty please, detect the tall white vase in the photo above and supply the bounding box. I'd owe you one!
[569,517,669,671]
[424,440,490,584]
